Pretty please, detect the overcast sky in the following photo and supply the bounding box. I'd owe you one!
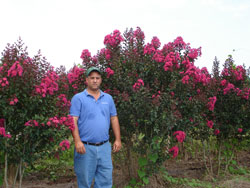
[0,0,249,72]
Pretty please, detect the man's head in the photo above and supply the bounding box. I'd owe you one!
[85,67,102,91]
[86,67,101,77]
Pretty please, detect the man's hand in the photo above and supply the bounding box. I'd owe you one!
[75,140,86,154]
[113,140,122,152]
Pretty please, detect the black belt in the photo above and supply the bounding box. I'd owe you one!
[82,140,108,146]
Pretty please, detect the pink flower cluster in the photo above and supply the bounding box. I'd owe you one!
[59,115,75,131]
[7,61,23,77]
[151,37,161,49]
[222,66,246,81]
[9,96,18,105]
[235,87,250,100]
[173,36,186,49]
[221,80,250,99]
[67,66,85,85]
[152,50,164,63]
[223,83,235,95]
[207,120,214,129]
[56,94,71,108]
[0,127,11,138]
[25,120,40,127]
[233,66,245,81]
[46,117,60,128]
[80,49,91,60]
[173,131,186,143]
[24,116,74,131]
[169,146,179,158]
[182,75,190,84]
[207,96,217,111]
[152,91,161,99]
[188,47,202,59]
[104,30,124,48]
[144,43,156,55]
[0,77,9,87]
[100,48,112,60]
[59,140,70,151]
[180,64,210,86]
[133,27,145,40]
[163,52,181,71]
[214,129,220,135]
[238,128,243,133]
[35,71,59,97]
[133,79,144,91]
[105,68,114,78]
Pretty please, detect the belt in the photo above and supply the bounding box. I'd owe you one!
[82,140,108,146]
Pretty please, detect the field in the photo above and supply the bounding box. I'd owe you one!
[6,148,249,188]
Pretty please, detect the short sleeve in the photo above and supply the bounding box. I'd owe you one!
[109,96,117,117]
[70,94,81,117]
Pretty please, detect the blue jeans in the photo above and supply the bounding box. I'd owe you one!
[74,142,113,188]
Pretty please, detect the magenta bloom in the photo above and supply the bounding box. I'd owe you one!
[7,61,23,77]
[133,79,144,91]
[24,120,39,127]
[214,129,220,135]
[35,71,59,97]
[104,30,124,48]
[188,48,201,59]
[207,120,213,129]
[151,36,161,49]
[182,75,189,84]
[169,146,179,158]
[105,68,114,78]
[163,61,173,71]
[223,83,235,95]
[59,115,75,131]
[173,131,186,143]
[0,77,9,87]
[133,27,145,40]
[238,128,243,133]
[59,140,70,151]
[0,127,11,138]
[0,127,6,136]
[80,49,91,59]
[221,79,227,86]
[207,96,217,111]
[144,43,155,55]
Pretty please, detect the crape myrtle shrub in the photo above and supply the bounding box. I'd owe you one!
[0,39,74,169]
[207,56,250,140]
[72,28,250,171]
[71,28,233,172]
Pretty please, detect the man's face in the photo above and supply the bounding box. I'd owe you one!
[86,71,102,91]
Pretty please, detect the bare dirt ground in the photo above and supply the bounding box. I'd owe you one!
[3,150,250,188]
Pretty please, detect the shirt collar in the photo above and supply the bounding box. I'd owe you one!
[84,89,104,98]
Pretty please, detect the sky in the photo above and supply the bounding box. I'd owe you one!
[0,0,250,72]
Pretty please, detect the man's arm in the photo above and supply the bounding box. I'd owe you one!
[72,116,86,154]
[110,116,122,152]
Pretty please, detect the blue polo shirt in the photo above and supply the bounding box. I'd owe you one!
[70,89,117,143]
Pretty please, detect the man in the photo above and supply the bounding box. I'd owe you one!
[70,67,122,188]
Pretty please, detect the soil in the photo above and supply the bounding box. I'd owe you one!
[2,150,250,188]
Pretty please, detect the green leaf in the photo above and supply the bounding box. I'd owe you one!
[149,153,158,163]
[129,178,137,185]
[138,157,148,167]
[138,170,146,178]
[231,160,237,165]
[143,177,149,185]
